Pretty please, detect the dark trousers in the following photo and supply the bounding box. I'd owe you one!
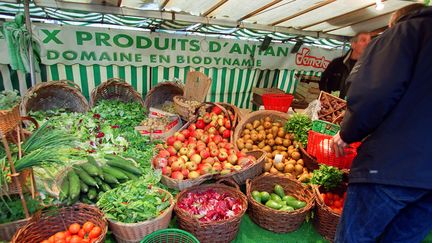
[335,183,432,243]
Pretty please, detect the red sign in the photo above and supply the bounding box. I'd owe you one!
[295,48,331,70]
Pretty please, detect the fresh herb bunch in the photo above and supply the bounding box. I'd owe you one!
[311,165,344,190]
[0,90,20,110]
[97,170,171,223]
[284,113,312,147]
[0,195,42,224]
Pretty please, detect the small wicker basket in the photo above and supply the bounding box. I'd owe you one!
[108,188,174,243]
[0,104,21,135]
[144,81,184,112]
[12,203,107,243]
[246,174,315,233]
[174,179,247,243]
[21,81,89,114]
[90,78,144,107]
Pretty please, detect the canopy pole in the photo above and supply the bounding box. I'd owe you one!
[24,0,36,87]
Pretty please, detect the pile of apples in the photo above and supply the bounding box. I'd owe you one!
[153,106,256,180]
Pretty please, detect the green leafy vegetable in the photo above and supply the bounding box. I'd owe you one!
[311,165,344,191]
[284,113,312,147]
[0,90,20,110]
[0,195,42,224]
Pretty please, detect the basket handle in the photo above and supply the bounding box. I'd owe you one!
[62,80,81,91]
[245,178,252,195]
[216,178,239,190]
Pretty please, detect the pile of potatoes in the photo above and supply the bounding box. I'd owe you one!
[236,116,313,182]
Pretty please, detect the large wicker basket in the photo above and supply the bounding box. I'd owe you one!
[144,81,184,111]
[12,203,107,243]
[174,180,247,243]
[108,189,174,243]
[215,150,266,185]
[313,184,347,242]
[21,81,89,114]
[0,218,29,241]
[0,104,21,135]
[160,173,214,191]
[216,102,242,127]
[90,78,144,107]
[246,174,315,233]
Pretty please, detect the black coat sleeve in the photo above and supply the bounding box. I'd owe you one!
[319,59,337,92]
[340,22,419,143]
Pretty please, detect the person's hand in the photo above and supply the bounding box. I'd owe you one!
[331,132,348,157]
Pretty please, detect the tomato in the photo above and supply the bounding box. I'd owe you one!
[82,221,95,233]
[334,200,342,208]
[65,236,72,243]
[81,239,90,243]
[68,223,81,234]
[326,192,334,200]
[48,236,55,243]
[69,235,83,243]
[333,194,340,201]
[333,208,342,214]
[41,240,50,243]
[54,232,66,241]
[88,226,102,239]
[64,231,72,237]
[55,240,66,243]
[78,229,86,238]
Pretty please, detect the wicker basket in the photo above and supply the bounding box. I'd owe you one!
[160,173,214,191]
[144,81,184,111]
[173,95,201,121]
[6,116,39,145]
[313,184,347,242]
[12,203,107,243]
[0,169,32,196]
[0,104,21,135]
[90,78,144,107]
[108,189,174,243]
[299,145,319,171]
[216,102,242,127]
[174,180,247,243]
[215,150,266,185]
[0,218,29,241]
[232,110,290,151]
[246,174,315,233]
[21,81,89,114]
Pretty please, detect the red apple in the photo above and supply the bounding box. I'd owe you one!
[220,169,232,175]
[186,149,196,158]
[212,162,222,172]
[228,149,236,156]
[188,123,197,132]
[222,139,229,143]
[200,150,210,160]
[152,157,168,169]
[224,119,231,129]
[168,156,177,166]
[222,130,231,139]
[158,150,170,158]
[196,119,205,129]
[197,144,207,152]
[171,159,185,171]
[200,134,210,144]
[210,148,219,157]
[207,142,217,148]
[197,163,212,175]
[167,146,177,156]
[225,143,235,150]
[218,151,228,161]
[187,143,197,151]
[237,151,247,158]
[190,154,202,164]
[227,154,238,165]
[171,171,184,180]
[211,113,218,122]
[176,133,186,142]
[203,113,212,124]
[167,136,176,146]
[211,106,222,115]
[217,118,224,127]
[218,142,226,149]
[181,168,190,177]
[181,129,191,139]
[180,155,189,162]
[223,162,233,170]
[162,166,172,176]
[188,137,197,144]
[213,135,223,144]
[219,126,227,134]
[207,126,217,134]
[179,147,189,156]
[219,148,227,154]
[185,161,198,171]
[188,171,200,179]
[173,141,183,151]
[233,165,242,171]
[204,157,215,165]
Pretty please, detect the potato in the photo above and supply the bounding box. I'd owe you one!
[281,151,288,158]
[241,148,249,153]
[270,167,278,174]
[297,159,304,166]
[263,121,272,129]
[251,133,258,142]
[275,162,285,171]
[264,162,272,172]
[288,159,297,165]
[288,145,295,150]
[267,139,275,146]
[266,134,274,140]
[243,134,250,140]
[237,138,244,144]
[277,146,287,151]
[237,141,245,150]
[264,117,272,122]
[256,125,264,131]
[258,141,265,149]
[271,126,279,134]
[284,164,295,173]
[246,139,254,145]
[291,151,301,160]
[283,139,292,147]
[277,130,286,138]
[252,145,259,150]
[275,137,283,145]
[257,134,265,141]
[295,164,303,174]
[271,150,279,157]
[245,123,253,130]
[266,152,273,158]
[245,143,253,150]
[263,145,272,153]
[285,134,291,139]
[253,120,260,128]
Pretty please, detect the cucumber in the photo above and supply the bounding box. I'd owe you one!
[94,177,103,186]
[87,156,104,176]
[59,177,69,201]
[80,196,93,204]
[80,162,100,177]
[74,167,98,187]
[80,181,89,193]
[67,171,81,201]
[121,170,139,180]
[102,166,129,180]
[100,183,112,192]
[105,155,142,175]
[101,172,119,184]
[87,188,97,200]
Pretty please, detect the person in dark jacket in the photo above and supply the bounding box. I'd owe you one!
[332,4,432,242]
[319,32,371,99]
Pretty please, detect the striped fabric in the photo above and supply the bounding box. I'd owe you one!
[0,64,317,109]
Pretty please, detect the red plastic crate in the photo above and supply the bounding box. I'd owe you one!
[262,93,294,113]
[306,130,360,169]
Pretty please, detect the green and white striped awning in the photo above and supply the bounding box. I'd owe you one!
[0,2,347,49]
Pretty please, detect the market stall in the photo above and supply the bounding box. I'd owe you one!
[1,1,432,243]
